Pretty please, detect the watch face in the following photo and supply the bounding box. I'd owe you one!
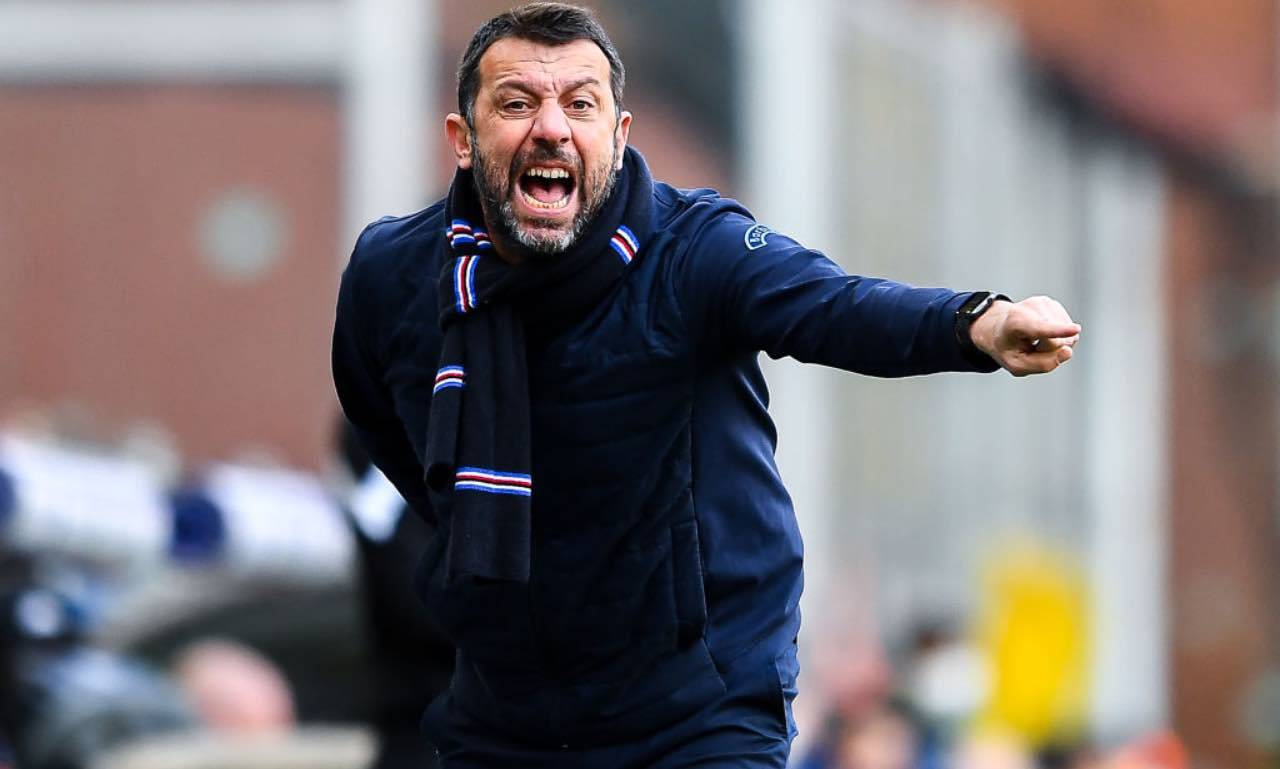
[961,292,992,318]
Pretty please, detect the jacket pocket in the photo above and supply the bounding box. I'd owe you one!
[670,518,709,650]
[773,639,800,741]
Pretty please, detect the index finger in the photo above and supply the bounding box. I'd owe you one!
[1021,318,1081,340]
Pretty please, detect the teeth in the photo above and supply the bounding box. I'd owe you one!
[519,167,573,211]
[525,167,570,180]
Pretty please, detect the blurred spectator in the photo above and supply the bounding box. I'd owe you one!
[795,700,921,769]
[810,628,897,722]
[951,732,1035,769]
[170,638,296,735]
[841,701,921,769]
[0,583,194,769]
[1101,732,1187,769]
[902,618,988,733]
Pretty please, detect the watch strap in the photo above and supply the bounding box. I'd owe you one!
[955,291,1010,366]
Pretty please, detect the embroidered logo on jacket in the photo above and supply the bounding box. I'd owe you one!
[744,224,772,251]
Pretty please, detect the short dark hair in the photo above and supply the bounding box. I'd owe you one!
[456,2,625,126]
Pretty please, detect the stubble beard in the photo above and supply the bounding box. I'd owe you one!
[471,141,620,257]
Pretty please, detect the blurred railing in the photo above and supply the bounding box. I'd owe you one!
[91,728,374,769]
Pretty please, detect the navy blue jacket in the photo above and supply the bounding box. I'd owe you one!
[332,181,996,748]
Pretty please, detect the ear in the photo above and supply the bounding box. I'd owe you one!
[446,113,473,170]
[614,111,632,170]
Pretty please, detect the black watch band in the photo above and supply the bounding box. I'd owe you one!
[955,291,1010,360]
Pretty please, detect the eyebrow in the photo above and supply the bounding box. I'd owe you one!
[492,76,603,97]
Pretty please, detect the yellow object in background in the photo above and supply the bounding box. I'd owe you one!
[975,541,1091,745]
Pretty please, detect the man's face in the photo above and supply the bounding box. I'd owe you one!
[447,37,631,255]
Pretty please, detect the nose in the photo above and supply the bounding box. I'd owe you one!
[530,100,571,147]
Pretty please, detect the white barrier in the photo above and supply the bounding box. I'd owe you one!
[201,463,354,585]
[0,434,171,566]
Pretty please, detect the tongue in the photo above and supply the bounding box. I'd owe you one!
[527,177,569,203]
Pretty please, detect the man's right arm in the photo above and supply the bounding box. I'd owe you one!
[675,211,996,376]
[332,232,434,521]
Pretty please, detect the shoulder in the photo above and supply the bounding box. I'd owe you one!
[347,202,446,284]
[648,182,803,282]
[341,201,446,310]
[650,182,787,256]
[337,201,446,367]
[652,182,748,236]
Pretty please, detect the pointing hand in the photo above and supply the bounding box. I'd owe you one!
[970,296,1080,377]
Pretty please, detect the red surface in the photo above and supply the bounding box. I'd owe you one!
[974,0,1276,154]
[0,86,343,469]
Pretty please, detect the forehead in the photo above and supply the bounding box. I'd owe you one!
[477,37,612,93]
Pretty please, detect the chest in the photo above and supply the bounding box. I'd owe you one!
[381,259,695,470]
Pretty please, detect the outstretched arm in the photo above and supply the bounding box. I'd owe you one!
[678,211,1080,377]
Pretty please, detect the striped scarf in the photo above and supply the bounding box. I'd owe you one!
[424,146,654,584]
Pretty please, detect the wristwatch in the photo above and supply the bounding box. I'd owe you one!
[954,291,1010,359]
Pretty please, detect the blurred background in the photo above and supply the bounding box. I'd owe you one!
[0,1,1276,768]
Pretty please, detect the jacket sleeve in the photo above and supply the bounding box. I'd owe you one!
[332,230,435,521]
[677,212,999,376]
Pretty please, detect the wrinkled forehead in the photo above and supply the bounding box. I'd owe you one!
[477,37,613,98]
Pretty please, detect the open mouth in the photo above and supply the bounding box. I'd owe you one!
[516,166,577,212]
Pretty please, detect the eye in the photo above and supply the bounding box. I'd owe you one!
[503,100,531,113]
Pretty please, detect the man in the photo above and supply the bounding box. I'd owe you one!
[332,4,1080,768]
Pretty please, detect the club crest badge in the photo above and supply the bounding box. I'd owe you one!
[744,224,772,251]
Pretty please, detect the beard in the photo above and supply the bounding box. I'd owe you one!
[470,139,620,256]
